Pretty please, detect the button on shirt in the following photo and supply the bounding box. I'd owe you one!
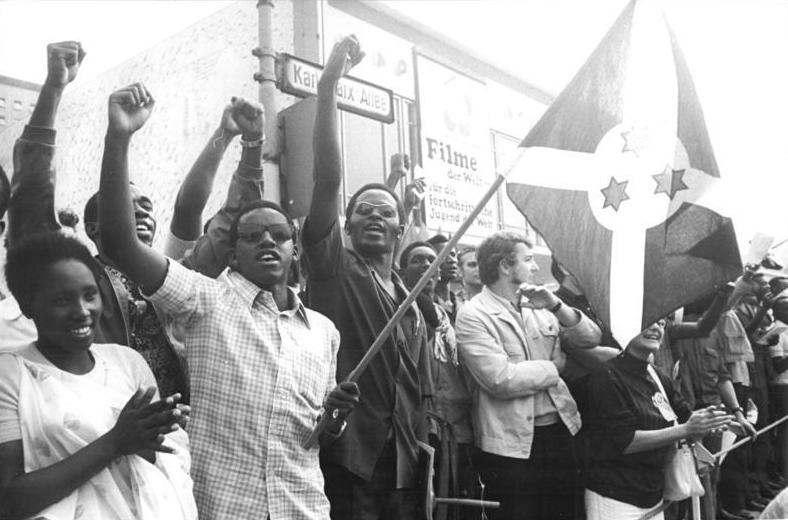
[147,260,339,520]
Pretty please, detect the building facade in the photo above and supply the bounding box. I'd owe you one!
[0,74,40,129]
[0,0,557,290]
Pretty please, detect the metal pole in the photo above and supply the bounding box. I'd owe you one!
[638,414,788,520]
[254,0,281,200]
[713,413,788,460]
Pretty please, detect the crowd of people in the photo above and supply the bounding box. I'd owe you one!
[0,36,786,520]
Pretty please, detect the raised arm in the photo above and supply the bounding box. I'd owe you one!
[456,307,560,399]
[670,287,730,340]
[8,41,85,247]
[180,98,265,276]
[98,83,168,293]
[303,35,364,244]
[168,103,243,243]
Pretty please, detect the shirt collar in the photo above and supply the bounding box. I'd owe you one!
[618,348,649,375]
[484,286,520,314]
[226,270,310,326]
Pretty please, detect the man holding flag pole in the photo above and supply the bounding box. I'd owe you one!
[302,35,434,519]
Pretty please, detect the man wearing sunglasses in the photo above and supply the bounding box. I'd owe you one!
[302,36,433,519]
[98,83,361,520]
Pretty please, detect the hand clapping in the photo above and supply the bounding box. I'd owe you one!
[106,387,188,456]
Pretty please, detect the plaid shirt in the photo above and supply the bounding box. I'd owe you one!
[147,260,339,520]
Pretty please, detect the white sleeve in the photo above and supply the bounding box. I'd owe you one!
[0,354,21,444]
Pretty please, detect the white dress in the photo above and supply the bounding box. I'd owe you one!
[0,343,197,520]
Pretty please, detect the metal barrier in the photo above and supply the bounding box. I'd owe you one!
[637,413,788,520]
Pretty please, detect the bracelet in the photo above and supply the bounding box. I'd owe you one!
[240,136,265,148]
[550,300,563,313]
[730,406,744,414]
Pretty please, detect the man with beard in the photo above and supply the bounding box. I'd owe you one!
[303,36,433,519]
[97,82,359,519]
[456,231,598,520]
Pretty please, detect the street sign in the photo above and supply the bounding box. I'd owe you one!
[278,53,394,123]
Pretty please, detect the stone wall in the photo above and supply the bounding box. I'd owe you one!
[0,0,297,294]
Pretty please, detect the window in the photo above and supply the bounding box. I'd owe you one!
[0,114,6,125]
[13,100,23,111]
[0,97,5,108]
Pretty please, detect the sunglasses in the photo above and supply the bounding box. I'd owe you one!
[354,201,398,219]
[237,223,294,243]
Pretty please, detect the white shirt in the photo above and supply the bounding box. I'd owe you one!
[147,260,339,520]
[0,296,37,353]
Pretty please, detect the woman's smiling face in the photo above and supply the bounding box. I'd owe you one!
[29,259,103,353]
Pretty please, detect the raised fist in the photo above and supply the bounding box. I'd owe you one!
[45,41,86,88]
[321,35,364,84]
[226,97,264,141]
[107,83,155,137]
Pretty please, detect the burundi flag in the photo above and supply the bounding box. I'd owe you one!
[506,0,741,344]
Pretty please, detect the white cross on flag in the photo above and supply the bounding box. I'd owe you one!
[506,0,742,344]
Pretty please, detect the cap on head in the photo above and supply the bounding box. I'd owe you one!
[398,241,436,271]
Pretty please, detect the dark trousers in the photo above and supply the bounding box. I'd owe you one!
[719,384,753,511]
[751,349,773,490]
[322,440,421,520]
[473,423,579,520]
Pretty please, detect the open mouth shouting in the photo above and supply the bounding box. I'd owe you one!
[363,222,386,236]
[255,249,282,265]
[135,219,155,242]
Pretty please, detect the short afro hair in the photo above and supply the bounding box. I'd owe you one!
[83,191,99,226]
[229,200,296,246]
[345,183,406,224]
[477,231,533,286]
[5,231,102,317]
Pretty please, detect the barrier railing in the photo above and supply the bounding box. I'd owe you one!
[638,413,788,520]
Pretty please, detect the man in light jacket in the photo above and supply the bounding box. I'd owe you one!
[455,231,599,520]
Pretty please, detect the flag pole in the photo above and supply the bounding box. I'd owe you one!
[303,149,527,449]
[712,413,788,460]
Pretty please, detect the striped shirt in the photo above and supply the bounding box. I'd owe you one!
[147,260,339,520]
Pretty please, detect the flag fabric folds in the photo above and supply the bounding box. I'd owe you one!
[506,0,741,344]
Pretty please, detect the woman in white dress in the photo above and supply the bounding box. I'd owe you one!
[0,232,197,520]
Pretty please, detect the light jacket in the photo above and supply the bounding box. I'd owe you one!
[456,286,598,458]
